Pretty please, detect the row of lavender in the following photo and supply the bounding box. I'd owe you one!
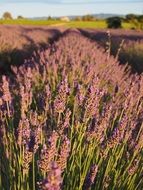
[78,28,143,73]
[0,25,63,73]
[0,30,143,190]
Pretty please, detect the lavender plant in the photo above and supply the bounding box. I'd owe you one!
[0,30,142,190]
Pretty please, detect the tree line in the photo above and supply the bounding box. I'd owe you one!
[106,14,143,29]
[1,11,143,30]
[1,12,24,20]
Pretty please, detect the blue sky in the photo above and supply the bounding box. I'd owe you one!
[0,0,143,18]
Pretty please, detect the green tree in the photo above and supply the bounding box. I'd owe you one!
[132,18,143,30]
[82,15,95,21]
[17,15,24,19]
[47,16,52,20]
[74,16,81,21]
[138,15,143,23]
[125,14,143,30]
[125,14,137,22]
[2,12,13,19]
[106,17,122,29]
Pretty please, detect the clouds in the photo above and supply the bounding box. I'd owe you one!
[0,0,60,3]
[0,0,142,18]
[0,0,143,4]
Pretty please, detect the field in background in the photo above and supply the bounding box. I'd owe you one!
[0,25,65,73]
[66,20,106,29]
[0,19,64,26]
[0,19,133,29]
[66,20,132,29]
[0,25,142,74]
[78,28,143,73]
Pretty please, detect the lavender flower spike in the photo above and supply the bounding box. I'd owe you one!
[41,162,62,190]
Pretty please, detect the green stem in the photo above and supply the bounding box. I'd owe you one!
[33,155,35,190]
[6,101,10,118]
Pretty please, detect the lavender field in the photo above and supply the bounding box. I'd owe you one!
[0,27,143,190]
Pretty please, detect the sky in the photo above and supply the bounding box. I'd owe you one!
[0,0,143,18]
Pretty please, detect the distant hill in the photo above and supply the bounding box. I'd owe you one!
[68,14,125,20]
[91,13,125,19]
[28,17,48,20]
[28,13,125,20]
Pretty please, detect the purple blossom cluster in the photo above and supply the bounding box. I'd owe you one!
[39,162,62,190]
[0,30,142,190]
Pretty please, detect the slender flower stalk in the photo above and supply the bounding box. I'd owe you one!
[38,131,59,173]
[40,162,62,190]
[84,164,98,190]
[57,136,70,172]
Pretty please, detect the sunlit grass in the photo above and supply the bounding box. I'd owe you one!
[0,19,133,29]
[0,19,64,26]
[66,21,132,29]
[122,22,133,29]
[66,20,107,29]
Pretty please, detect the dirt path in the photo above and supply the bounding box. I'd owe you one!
[50,23,67,27]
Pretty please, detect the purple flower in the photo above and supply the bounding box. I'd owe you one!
[2,76,12,103]
[38,131,59,172]
[57,136,70,171]
[17,118,30,146]
[41,162,62,190]
[54,77,70,113]
[84,164,98,190]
